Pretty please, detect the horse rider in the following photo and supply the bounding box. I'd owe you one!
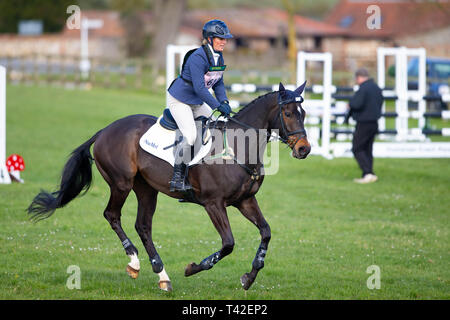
[166,19,233,192]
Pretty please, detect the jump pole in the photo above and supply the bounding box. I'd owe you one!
[0,65,11,184]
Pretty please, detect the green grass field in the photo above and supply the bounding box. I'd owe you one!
[0,84,449,300]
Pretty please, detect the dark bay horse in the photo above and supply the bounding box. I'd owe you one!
[28,82,311,291]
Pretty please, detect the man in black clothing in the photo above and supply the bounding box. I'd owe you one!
[346,68,383,183]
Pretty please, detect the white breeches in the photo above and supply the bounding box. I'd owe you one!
[167,93,215,146]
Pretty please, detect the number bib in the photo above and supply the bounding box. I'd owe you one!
[204,66,226,89]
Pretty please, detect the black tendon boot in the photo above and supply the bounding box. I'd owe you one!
[169,140,192,192]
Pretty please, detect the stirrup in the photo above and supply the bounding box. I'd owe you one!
[170,179,192,192]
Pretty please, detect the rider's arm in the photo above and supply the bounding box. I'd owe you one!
[212,77,228,104]
[188,54,221,109]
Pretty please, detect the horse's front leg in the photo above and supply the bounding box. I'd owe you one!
[235,196,271,290]
[184,201,234,276]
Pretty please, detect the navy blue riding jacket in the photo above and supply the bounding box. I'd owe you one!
[168,46,228,109]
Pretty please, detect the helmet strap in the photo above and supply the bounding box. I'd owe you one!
[208,37,223,54]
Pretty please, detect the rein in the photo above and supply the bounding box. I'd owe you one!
[226,95,307,148]
[204,95,307,186]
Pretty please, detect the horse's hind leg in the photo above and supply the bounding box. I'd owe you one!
[184,201,234,277]
[133,175,172,291]
[235,196,271,290]
[103,184,141,278]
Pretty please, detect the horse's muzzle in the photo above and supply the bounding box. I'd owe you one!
[293,139,311,159]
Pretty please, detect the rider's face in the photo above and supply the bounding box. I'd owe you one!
[212,37,227,52]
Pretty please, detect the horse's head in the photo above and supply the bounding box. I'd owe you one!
[274,82,311,159]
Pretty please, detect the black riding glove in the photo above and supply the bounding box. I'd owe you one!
[217,101,231,117]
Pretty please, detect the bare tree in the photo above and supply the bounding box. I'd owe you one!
[281,0,297,84]
[112,0,150,57]
[149,0,187,72]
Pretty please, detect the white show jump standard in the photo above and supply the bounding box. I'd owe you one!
[377,47,427,141]
[297,51,333,159]
[0,65,11,184]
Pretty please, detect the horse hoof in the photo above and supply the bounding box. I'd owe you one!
[184,262,198,277]
[158,280,173,292]
[240,273,253,290]
[126,265,139,279]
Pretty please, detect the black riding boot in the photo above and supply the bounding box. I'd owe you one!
[169,140,192,192]
[169,163,192,192]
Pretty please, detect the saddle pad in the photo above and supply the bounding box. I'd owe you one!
[139,116,212,167]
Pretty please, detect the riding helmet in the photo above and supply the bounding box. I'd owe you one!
[202,19,233,39]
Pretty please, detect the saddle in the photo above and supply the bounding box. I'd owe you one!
[139,109,212,167]
[159,108,179,131]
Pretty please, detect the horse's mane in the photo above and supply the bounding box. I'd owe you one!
[232,91,277,118]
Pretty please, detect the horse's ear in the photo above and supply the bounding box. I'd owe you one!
[295,81,307,95]
[279,82,285,92]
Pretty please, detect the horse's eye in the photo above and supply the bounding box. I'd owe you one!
[284,112,291,118]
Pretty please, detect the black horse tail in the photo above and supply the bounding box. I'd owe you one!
[28,130,102,222]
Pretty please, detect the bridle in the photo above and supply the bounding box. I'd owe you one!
[223,93,307,149]
[204,92,307,185]
[217,95,306,149]
[275,93,307,148]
